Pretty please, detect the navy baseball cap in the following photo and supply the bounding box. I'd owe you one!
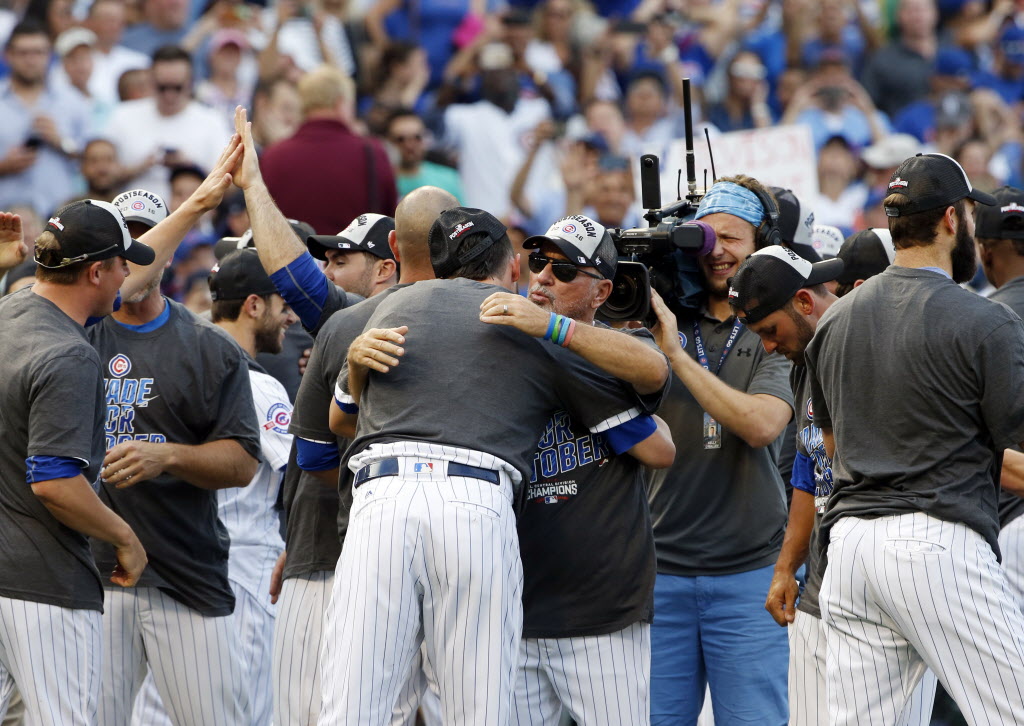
[38,199,155,268]
[1001,23,1024,65]
[728,246,843,324]
[429,207,508,278]
[307,213,396,261]
[835,228,894,285]
[524,214,617,279]
[974,185,1024,240]
[208,248,278,301]
[884,153,997,217]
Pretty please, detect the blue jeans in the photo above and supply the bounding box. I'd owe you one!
[650,565,788,726]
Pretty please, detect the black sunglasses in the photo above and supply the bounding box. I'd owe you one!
[528,254,603,282]
[156,83,186,94]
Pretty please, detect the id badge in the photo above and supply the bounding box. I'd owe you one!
[703,412,722,449]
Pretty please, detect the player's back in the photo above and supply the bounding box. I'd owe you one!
[349,278,636,480]
[808,265,1024,550]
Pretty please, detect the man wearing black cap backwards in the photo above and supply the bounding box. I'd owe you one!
[804,152,1024,724]
[323,208,668,726]
[974,185,1024,612]
[730,246,938,726]
[0,199,151,726]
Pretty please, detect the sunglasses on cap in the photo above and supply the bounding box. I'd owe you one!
[528,254,603,282]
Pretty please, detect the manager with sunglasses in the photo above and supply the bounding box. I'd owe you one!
[100,44,231,205]
[481,213,674,724]
[646,175,795,726]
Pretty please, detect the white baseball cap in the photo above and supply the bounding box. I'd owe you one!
[112,189,168,229]
[811,224,845,258]
[54,27,97,59]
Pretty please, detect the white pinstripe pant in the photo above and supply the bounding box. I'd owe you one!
[273,573,333,726]
[318,463,523,726]
[0,597,101,726]
[997,514,1024,613]
[821,513,1024,726]
[512,622,650,726]
[788,608,936,726]
[98,587,251,726]
[130,584,273,726]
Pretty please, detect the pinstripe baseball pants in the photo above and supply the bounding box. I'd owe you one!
[788,607,936,726]
[511,622,650,726]
[0,597,101,726]
[98,587,251,726]
[821,513,1024,726]
[997,514,1024,612]
[273,572,332,726]
[318,459,522,726]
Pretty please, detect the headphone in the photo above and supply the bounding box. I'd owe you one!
[750,186,782,248]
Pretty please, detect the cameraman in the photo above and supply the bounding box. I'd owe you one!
[647,176,794,726]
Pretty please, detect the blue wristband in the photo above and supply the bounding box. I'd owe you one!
[544,312,557,341]
[555,315,569,345]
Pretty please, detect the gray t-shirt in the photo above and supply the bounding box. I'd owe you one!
[806,267,1024,567]
[88,299,262,616]
[987,275,1024,529]
[284,285,408,580]
[646,310,795,576]
[0,290,105,611]
[344,278,644,481]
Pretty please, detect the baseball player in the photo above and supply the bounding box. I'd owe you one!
[974,185,1024,607]
[306,213,398,298]
[0,201,151,725]
[732,242,937,726]
[489,215,674,725]
[278,188,452,726]
[323,207,667,725]
[805,152,1024,723]
[88,215,262,725]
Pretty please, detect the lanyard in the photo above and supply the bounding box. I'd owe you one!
[691,318,743,376]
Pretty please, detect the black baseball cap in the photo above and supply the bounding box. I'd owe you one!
[974,185,1024,240]
[524,214,617,279]
[884,153,997,217]
[835,228,894,285]
[728,246,844,324]
[208,248,278,301]
[37,199,155,268]
[215,219,316,260]
[429,207,508,278]
[307,213,395,261]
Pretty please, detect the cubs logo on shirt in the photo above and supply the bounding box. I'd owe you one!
[264,402,291,434]
[806,397,813,422]
[109,354,132,377]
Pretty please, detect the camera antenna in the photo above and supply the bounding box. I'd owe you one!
[682,78,697,200]
[705,127,717,184]
[676,169,682,201]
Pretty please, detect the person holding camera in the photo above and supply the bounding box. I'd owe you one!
[646,175,795,726]
[0,20,90,217]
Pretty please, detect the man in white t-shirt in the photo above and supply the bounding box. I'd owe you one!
[85,0,150,104]
[101,45,231,202]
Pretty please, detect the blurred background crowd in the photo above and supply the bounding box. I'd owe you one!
[2,0,1023,314]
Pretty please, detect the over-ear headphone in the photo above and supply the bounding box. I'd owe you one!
[750,186,782,247]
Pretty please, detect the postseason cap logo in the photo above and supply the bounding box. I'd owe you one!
[449,222,474,240]
[1002,203,1024,214]
[888,177,909,189]
[109,354,132,377]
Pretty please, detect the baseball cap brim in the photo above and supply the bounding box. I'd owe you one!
[805,257,844,286]
[123,238,156,265]
[967,187,998,207]
[524,234,609,278]
[307,234,359,260]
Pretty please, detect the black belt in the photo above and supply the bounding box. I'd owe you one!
[353,458,500,487]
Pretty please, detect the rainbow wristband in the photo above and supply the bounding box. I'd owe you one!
[561,318,577,347]
[544,312,558,341]
[555,316,571,345]
[553,315,568,344]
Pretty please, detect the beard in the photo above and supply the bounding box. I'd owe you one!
[950,213,978,284]
[529,282,594,321]
[781,305,816,365]
[254,311,284,355]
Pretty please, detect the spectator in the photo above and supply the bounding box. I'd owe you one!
[621,70,677,159]
[85,0,151,105]
[893,45,974,143]
[581,98,627,155]
[120,0,189,56]
[972,22,1024,105]
[529,0,580,81]
[811,135,867,235]
[101,45,232,203]
[860,132,921,195]
[21,0,74,43]
[0,21,90,217]
[117,67,154,100]
[195,29,254,124]
[860,0,946,118]
[65,138,122,205]
[799,0,879,73]
[705,50,773,132]
[781,50,888,150]
[261,65,398,234]
[51,28,112,131]
[442,42,551,220]
[954,136,1001,192]
[502,8,575,118]
[360,41,431,134]
[386,109,463,202]
[250,75,301,150]
[266,0,357,77]
[582,154,637,228]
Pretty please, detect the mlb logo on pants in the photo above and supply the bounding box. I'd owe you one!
[413,462,434,474]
